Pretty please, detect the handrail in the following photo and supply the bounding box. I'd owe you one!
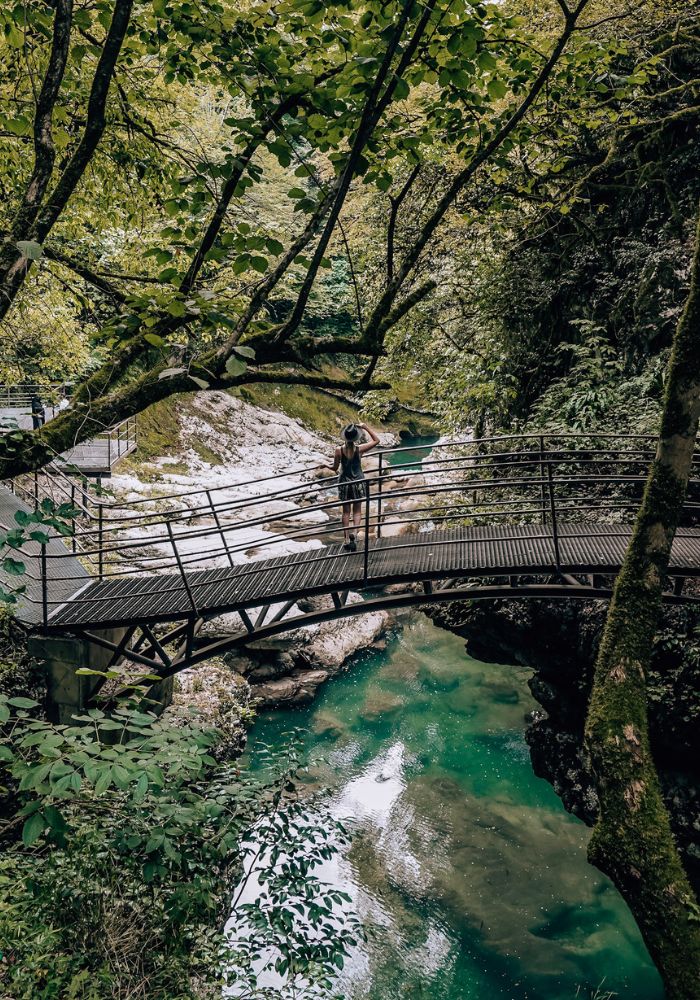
[9,431,699,628]
[17,431,681,520]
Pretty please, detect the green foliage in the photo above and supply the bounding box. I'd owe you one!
[0,498,79,607]
[0,607,45,709]
[241,382,361,438]
[376,7,700,437]
[0,0,636,428]
[0,697,360,998]
[529,327,666,434]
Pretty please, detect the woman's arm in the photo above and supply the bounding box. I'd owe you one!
[358,423,379,454]
[327,446,341,472]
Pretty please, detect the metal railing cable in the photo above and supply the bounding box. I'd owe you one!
[19,431,688,523]
[29,464,695,559]
[33,467,657,570]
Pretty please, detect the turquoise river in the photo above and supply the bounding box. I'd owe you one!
[248,613,665,999]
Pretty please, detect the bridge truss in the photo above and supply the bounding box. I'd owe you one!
[4,433,700,689]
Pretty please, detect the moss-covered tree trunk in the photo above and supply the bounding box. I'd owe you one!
[585,211,700,999]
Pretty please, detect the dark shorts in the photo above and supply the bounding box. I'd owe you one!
[338,479,368,503]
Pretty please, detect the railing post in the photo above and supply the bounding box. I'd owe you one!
[41,543,49,628]
[71,483,76,553]
[539,434,547,524]
[363,479,371,584]
[376,452,384,539]
[166,520,199,614]
[207,489,234,567]
[33,470,39,510]
[546,460,562,574]
[97,501,104,580]
[107,428,112,469]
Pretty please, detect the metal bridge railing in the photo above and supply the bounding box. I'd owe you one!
[0,383,72,407]
[9,433,700,628]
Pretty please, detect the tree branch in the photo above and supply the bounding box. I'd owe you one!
[272,0,436,346]
[43,247,126,304]
[0,0,134,325]
[0,0,73,318]
[387,164,421,284]
[361,0,591,352]
[36,0,134,241]
[12,0,73,239]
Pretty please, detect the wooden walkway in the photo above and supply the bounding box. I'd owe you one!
[46,522,700,632]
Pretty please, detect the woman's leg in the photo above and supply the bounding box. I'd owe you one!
[352,500,363,538]
[342,502,352,541]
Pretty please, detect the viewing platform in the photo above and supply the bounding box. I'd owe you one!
[0,383,136,477]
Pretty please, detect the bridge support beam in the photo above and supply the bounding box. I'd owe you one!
[28,627,173,724]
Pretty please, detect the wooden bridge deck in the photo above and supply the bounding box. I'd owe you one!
[46,522,700,631]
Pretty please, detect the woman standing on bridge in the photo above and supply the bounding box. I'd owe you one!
[331,422,379,551]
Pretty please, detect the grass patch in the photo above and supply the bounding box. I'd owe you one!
[240,383,437,437]
[134,395,185,462]
[241,384,360,437]
[190,439,225,465]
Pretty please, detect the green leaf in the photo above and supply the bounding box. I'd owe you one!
[233,345,256,360]
[94,768,112,795]
[225,356,247,378]
[16,240,43,261]
[0,745,14,762]
[189,375,209,390]
[112,764,130,788]
[133,772,149,803]
[44,805,66,831]
[393,78,409,100]
[22,811,46,847]
[2,557,25,576]
[8,697,39,709]
[144,834,164,854]
[144,333,165,347]
[487,78,507,101]
[478,50,497,72]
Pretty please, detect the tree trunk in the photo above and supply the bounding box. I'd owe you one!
[585,210,700,999]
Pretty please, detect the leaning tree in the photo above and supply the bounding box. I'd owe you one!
[0,0,609,479]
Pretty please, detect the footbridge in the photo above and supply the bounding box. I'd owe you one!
[3,433,700,689]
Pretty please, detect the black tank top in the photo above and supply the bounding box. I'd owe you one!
[339,445,363,481]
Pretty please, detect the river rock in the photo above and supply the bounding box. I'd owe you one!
[170,659,250,759]
[252,668,330,707]
[358,690,405,723]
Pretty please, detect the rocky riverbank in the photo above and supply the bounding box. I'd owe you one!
[426,597,700,894]
[109,390,404,718]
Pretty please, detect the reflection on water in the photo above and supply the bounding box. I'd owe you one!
[247,614,664,1000]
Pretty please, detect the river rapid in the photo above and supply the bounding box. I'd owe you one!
[248,613,664,1000]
